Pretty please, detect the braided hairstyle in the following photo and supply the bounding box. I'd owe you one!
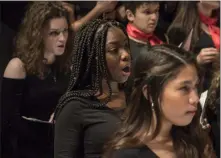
[54,19,127,119]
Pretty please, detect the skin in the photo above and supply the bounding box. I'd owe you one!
[105,27,131,83]
[126,3,160,34]
[196,1,220,65]
[160,64,199,127]
[43,17,69,64]
[143,64,200,158]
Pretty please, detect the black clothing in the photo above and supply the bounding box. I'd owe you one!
[110,146,158,158]
[1,72,69,158]
[54,97,123,158]
[125,39,149,103]
[194,32,216,91]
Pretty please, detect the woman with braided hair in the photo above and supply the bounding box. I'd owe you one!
[1,2,72,158]
[54,19,131,158]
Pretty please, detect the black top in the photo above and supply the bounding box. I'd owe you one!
[194,32,216,91]
[129,39,149,63]
[124,39,149,103]
[1,71,69,158]
[54,97,123,158]
[109,146,158,158]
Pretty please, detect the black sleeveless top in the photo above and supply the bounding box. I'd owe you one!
[1,71,70,158]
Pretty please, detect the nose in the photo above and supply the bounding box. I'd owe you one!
[189,90,199,106]
[120,49,131,62]
[150,12,158,21]
[58,32,66,42]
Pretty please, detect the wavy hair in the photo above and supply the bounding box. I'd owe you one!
[15,2,72,76]
[104,44,211,158]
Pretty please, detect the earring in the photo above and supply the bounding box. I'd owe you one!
[151,103,155,111]
[42,58,48,64]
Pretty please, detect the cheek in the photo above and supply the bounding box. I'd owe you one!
[160,91,185,118]
[106,54,119,74]
[44,38,55,49]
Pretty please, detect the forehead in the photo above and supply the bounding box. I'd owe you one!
[106,27,127,44]
[137,2,159,11]
[166,64,198,86]
[46,17,68,30]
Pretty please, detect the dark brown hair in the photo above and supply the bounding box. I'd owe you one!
[104,44,210,158]
[167,1,219,50]
[15,2,72,76]
[124,1,159,14]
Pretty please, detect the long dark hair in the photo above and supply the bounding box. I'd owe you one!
[167,1,219,50]
[54,19,128,118]
[104,44,209,158]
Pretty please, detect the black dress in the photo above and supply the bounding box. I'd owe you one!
[1,71,69,158]
[109,146,158,158]
[54,96,124,158]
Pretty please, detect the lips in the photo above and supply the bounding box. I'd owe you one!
[122,66,130,73]
[122,65,131,76]
[57,44,64,48]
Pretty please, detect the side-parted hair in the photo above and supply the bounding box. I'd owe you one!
[104,44,210,158]
[15,2,72,76]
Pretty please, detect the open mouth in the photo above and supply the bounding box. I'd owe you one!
[57,45,64,48]
[122,66,131,73]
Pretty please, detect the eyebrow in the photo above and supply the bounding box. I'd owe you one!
[107,39,128,45]
[180,79,199,85]
[49,28,68,31]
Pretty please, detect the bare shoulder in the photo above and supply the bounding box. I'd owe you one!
[3,57,26,79]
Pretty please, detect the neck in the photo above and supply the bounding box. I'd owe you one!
[44,51,56,65]
[96,80,126,109]
[148,113,172,142]
[197,3,214,17]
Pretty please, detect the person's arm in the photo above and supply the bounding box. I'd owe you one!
[1,58,36,157]
[54,100,84,158]
[63,1,118,32]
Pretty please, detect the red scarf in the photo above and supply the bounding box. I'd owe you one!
[126,23,163,46]
[199,11,220,50]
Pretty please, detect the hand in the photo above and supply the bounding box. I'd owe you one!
[61,2,74,22]
[49,112,55,123]
[196,48,219,65]
[95,1,118,13]
[61,2,74,13]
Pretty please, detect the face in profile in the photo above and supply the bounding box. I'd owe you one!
[199,1,220,10]
[43,17,69,57]
[105,27,131,83]
[160,64,200,126]
[127,3,159,34]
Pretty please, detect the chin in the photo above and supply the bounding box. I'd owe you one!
[174,120,193,127]
[54,51,65,56]
[118,78,129,84]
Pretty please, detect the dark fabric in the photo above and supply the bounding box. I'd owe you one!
[109,146,158,158]
[124,39,149,103]
[54,97,123,158]
[194,32,216,91]
[205,85,220,158]
[1,72,69,158]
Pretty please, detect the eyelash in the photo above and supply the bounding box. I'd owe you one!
[49,29,68,36]
[144,9,159,14]
[108,43,129,52]
[180,85,199,93]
